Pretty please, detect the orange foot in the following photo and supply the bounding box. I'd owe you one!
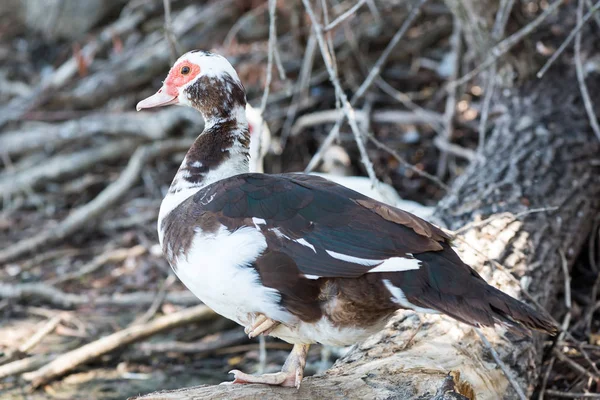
[244,313,279,339]
[225,344,310,388]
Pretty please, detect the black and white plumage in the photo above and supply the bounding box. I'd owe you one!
[137,50,556,388]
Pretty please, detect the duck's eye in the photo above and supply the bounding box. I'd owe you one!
[181,66,190,75]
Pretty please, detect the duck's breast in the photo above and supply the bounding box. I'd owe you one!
[171,225,295,326]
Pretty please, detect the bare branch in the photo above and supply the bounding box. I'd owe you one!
[543,391,600,399]
[290,108,443,137]
[0,282,199,309]
[0,140,138,199]
[163,0,181,63]
[49,245,147,285]
[366,132,450,191]
[0,139,193,264]
[475,329,527,400]
[255,0,279,162]
[575,0,600,142]
[324,0,367,32]
[304,0,427,173]
[452,0,564,87]
[302,0,380,188]
[280,33,317,148]
[0,355,54,380]
[537,0,600,78]
[436,16,462,178]
[23,305,216,389]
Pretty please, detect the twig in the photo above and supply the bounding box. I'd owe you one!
[0,139,193,264]
[575,0,600,142]
[223,2,269,48]
[552,348,600,381]
[19,314,64,355]
[0,282,199,308]
[452,0,564,88]
[452,206,559,236]
[587,0,600,28]
[0,355,55,380]
[478,0,515,153]
[324,0,367,32]
[433,136,477,161]
[279,32,317,148]
[130,273,177,326]
[538,248,575,399]
[366,132,450,191]
[584,217,600,335]
[255,0,279,163]
[352,0,428,103]
[321,0,338,84]
[163,0,180,63]
[558,249,572,336]
[492,0,516,38]
[290,108,443,137]
[475,328,527,400]
[0,108,200,157]
[304,0,427,173]
[0,314,64,366]
[49,245,146,285]
[23,305,216,389]
[136,328,247,354]
[0,140,139,199]
[258,336,267,374]
[273,44,287,81]
[477,63,496,153]
[100,209,159,231]
[365,0,382,25]
[303,0,380,188]
[538,352,557,400]
[213,342,292,355]
[436,16,462,178]
[537,0,600,78]
[544,391,600,399]
[375,77,445,135]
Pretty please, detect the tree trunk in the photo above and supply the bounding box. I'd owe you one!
[132,2,600,399]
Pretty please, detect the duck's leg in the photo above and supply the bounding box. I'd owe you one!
[228,344,310,388]
[244,313,279,338]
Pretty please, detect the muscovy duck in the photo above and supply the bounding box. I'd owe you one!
[136,50,556,388]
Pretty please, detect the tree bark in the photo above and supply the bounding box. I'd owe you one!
[132,2,600,399]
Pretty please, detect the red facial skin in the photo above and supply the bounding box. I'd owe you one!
[164,61,201,95]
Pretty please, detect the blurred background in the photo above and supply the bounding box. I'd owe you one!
[0,0,599,399]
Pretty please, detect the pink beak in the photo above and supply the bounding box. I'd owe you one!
[136,87,179,111]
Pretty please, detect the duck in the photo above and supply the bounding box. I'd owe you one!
[136,50,556,388]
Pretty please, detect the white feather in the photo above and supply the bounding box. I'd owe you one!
[325,250,421,273]
[303,274,320,280]
[173,225,294,325]
[295,238,316,253]
[368,256,421,273]
[325,250,381,266]
[252,217,266,226]
[383,279,439,314]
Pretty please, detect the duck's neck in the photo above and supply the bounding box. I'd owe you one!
[158,104,250,227]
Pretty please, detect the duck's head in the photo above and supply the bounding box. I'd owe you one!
[136,50,247,122]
